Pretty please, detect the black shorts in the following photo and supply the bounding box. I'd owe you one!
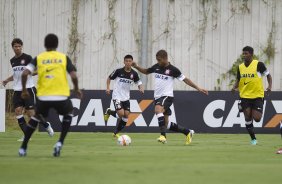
[35,98,73,118]
[113,99,130,111]
[240,98,264,113]
[154,96,174,115]
[13,87,36,110]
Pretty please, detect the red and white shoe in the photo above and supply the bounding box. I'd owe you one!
[276,148,282,154]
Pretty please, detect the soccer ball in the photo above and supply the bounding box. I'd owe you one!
[117,135,131,146]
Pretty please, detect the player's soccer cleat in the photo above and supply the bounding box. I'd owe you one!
[250,139,257,145]
[53,142,63,157]
[157,135,167,144]
[112,133,120,139]
[185,130,195,145]
[17,135,25,142]
[18,148,27,157]
[276,148,282,154]
[46,122,54,137]
[104,108,111,121]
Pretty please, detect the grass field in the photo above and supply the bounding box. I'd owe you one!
[0,126,282,184]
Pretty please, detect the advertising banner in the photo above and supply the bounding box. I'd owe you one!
[42,90,282,134]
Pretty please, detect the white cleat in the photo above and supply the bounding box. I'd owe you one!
[18,148,27,157]
[17,136,24,142]
[46,122,54,137]
[53,142,63,157]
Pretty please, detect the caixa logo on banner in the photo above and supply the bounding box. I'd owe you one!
[203,100,282,128]
[59,99,177,127]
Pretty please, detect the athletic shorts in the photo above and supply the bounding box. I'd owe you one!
[113,99,130,111]
[239,98,264,113]
[13,87,36,110]
[154,96,174,115]
[35,98,73,118]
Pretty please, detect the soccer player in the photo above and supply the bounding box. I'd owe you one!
[132,50,208,144]
[232,46,272,145]
[104,55,144,138]
[1,38,54,141]
[19,33,82,157]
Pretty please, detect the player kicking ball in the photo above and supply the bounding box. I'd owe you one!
[133,50,208,144]
[104,55,143,138]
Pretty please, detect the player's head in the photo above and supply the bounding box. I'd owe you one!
[156,50,168,67]
[242,46,254,62]
[124,54,133,69]
[44,33,59,50]
[11,38,23,56]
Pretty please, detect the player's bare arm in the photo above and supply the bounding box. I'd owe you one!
[231,80,239,94]
[70,71,82,99]
[183,78,208,95]
[265,74,272,96]
[21,69,32,99]
[132,62,149,75]
[1,75,13,86]
[106,77,111,95]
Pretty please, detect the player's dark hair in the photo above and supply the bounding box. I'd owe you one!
[124,55,133,60]
[156,50,168,59]
[11,38,23,47]
[243,46,254,55]
[44,33,59,49]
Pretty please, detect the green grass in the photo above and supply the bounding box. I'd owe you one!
[0,128,282,184]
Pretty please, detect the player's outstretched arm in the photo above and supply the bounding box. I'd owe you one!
[132,62,149,75]
[70,71,82,99]
[1,75,13,86]
[21,69,32,99]
[183,78,208,95]
[106,78,111,95]
[231,80,239,94]
[265,74,272,96]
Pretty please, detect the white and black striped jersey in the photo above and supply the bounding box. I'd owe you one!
[109,68,142,101]
[10,53,35,91]
[147,63,185,99]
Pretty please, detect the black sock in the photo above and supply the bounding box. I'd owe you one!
[114,118,127,134]
[21,118,39,150]
[16,115,27,134]
[41,121,50,129]
[169,122,190,136]
[246,123,256,140]
[59,114,72,144]
[110,110,117,118]
[157,114,166,137]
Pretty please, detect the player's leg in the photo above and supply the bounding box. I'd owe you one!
[164,102,194,144]
[154,97,166,143]
[243,105,256,144]
[19,100,49,156]
[26,87,54,136]
[13,91,27,136]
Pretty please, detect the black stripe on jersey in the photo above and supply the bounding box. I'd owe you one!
[10,53,32,67]
[109,68,140,82]
[147,63,182,78]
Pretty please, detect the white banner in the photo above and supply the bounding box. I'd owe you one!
[0,89,5,132]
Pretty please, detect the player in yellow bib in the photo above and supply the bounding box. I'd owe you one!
[19,34,82,157]
[232,46,272,145]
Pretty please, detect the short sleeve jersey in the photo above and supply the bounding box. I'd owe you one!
[147,63,185,99]
[10,53,35,91]
[109,68,142,101]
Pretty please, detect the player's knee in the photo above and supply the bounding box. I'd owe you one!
[26,110,35,117]
[63,114,73,124]
[253,117,261,122]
